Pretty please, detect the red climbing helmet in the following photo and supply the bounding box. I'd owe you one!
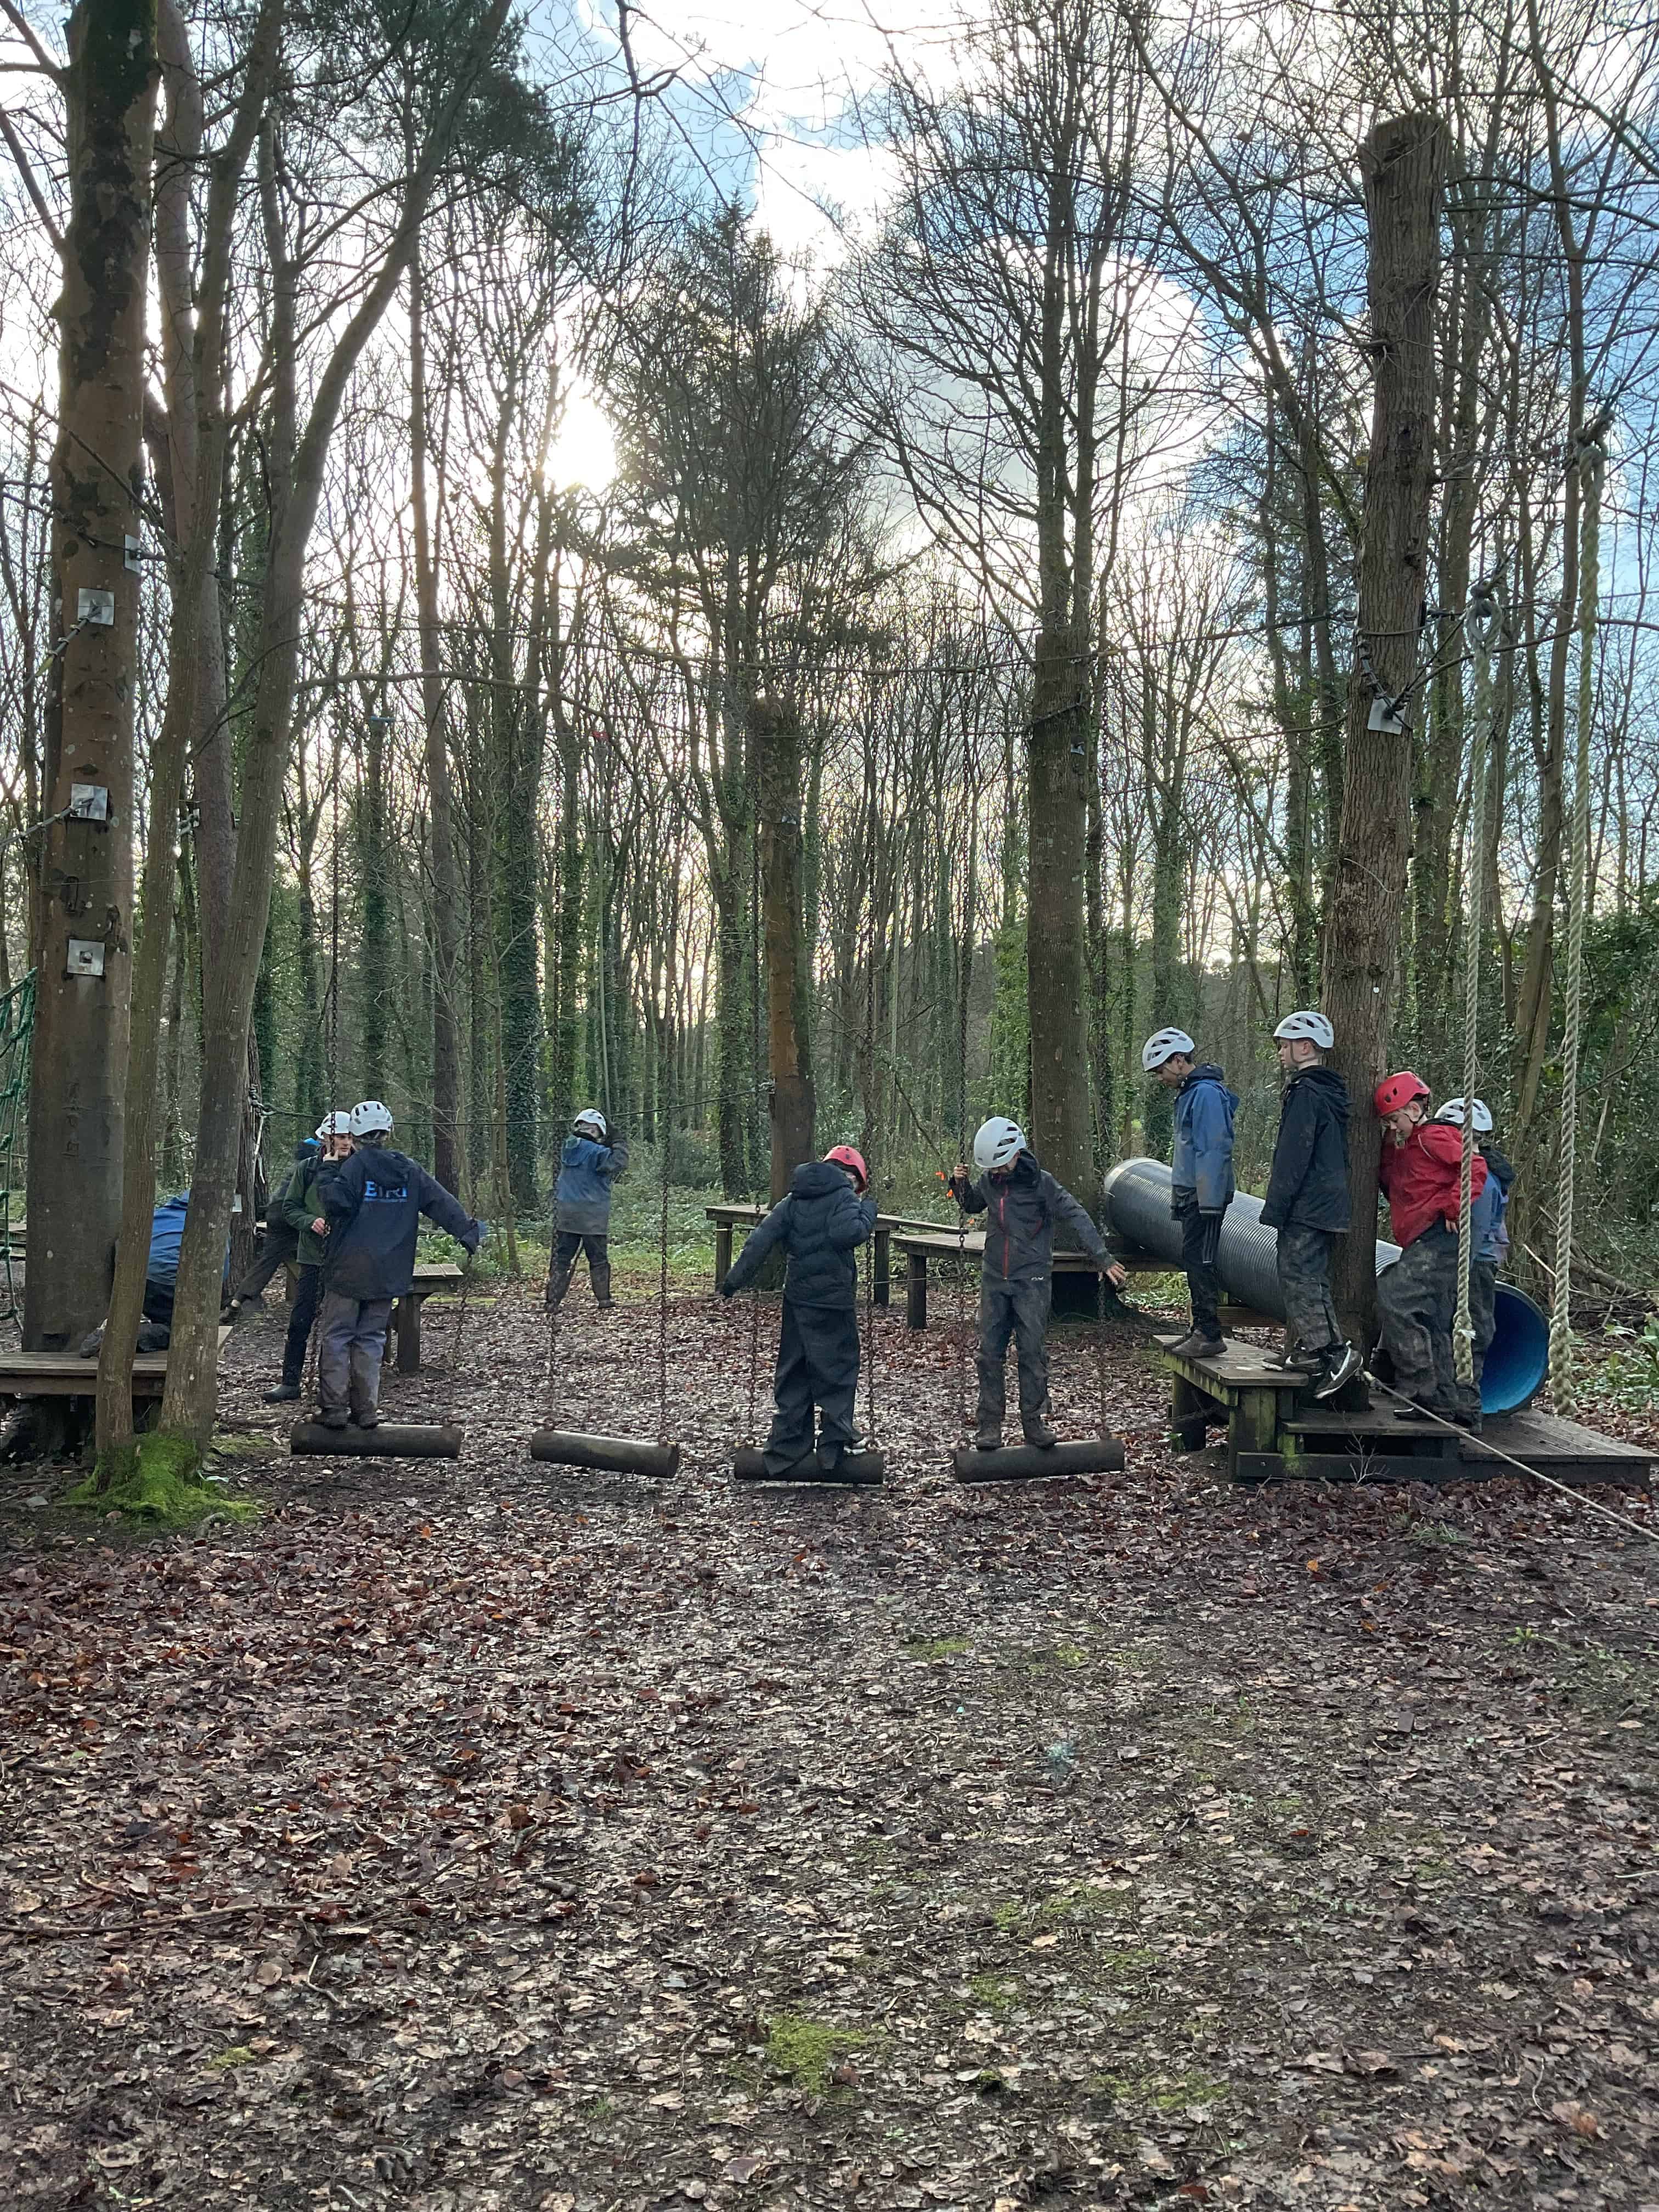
[825,1144,868,1192]
[1374,1070,1430,1117]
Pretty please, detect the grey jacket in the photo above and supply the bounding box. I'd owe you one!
[948,1150,1108,1284]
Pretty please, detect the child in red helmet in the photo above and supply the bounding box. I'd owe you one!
[718,1146,876,1473]
[1374,1073,1487,1424]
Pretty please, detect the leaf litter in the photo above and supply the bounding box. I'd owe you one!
[0,1280,1654,2210]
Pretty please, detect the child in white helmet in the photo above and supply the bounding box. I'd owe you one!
[263,1112,353,1403]
[1260,1012,1362,1400]
[1142,1026,1237,1358]
[316,1101,482,1429]
[948,1119,1126,1450]
[546,1108,630,1311]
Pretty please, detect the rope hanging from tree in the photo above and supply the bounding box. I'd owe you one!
[1550,420,1608,1410]
[1453,575,1499,1389]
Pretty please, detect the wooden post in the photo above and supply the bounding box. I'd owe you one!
[713,1221,733,1292]
[873,1226,890,1309]
[1321,112,1447,1344]
[906,1249,929,1330]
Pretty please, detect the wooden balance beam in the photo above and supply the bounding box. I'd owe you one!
[1160,1336,1654,1488]
[0,1325,232,1400]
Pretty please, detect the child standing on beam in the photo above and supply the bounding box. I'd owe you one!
[317,1101,483,1431]
[949,1118,1127,1452]
[717,1145,875,1474]
[1141,1026,1237,1358]
[1375,1072,1486,1426]
[1261,1009,1362,1400]
[1432,1096,1513,1423]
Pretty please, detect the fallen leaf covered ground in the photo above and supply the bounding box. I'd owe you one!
[1,1273,1655,2211]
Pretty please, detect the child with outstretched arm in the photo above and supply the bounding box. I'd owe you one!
[948,1117,1126,1451]
[718,1146,875,1474]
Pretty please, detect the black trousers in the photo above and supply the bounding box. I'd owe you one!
[1175,1196,1222,1335]
[233,1221,298,1304]
[548,1232,611,1307]
[281,1262,322,1387]
[765,1299,860,1471]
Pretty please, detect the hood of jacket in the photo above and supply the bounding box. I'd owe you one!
[789,1159,855,1202]
[1181,1062,1237,1103]
[1289,1064,1350,1122]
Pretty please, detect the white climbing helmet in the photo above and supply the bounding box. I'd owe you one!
[349,1099,394,1137]
[314,1111,352,1141]
[1435,1096,1493,1133]
[972,1116,1027,1172]
[1272,1009,1335,1049]
[1141,1026,1195,1072]
[572,1108,608,1139]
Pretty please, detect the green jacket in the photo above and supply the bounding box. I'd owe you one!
[283,1157,342,1267]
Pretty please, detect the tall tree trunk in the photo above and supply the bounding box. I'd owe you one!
[757,695,815,1198]
[26,1,157,1359]
[408,252,462,1193]
[1322,112,1447,1341]
[160,9,510,1447]
[359,709,389,1096]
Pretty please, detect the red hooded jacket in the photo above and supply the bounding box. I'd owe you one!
[1378,1120,1487,1249]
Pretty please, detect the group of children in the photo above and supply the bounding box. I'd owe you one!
[246,1101,482,1429]
[1146,1012,1514,1428]
[694,1006,1515,1473]
[235,1017,1510,1459]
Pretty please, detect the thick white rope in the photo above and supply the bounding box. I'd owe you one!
[1454,580,1498,1387]
[1365,1369,1657,1549]
[1550,426,1606,1411]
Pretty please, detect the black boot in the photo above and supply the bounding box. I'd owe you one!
[591,1261,614,1311]
[544,1268,572,1313]
[264,1381,302,1403]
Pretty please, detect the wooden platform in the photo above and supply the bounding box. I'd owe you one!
[0,1325,232,1400]
[1160,1337,1652,1488]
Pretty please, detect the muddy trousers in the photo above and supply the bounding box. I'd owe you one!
[1376,1223,1470,1413]
[977,1277,1050,1434]
[317,1291,396,1423]
[1175,1196,1222,1336]
[1275,1224,1343,1358]
[280,1263,322,1388]
[547,1232,611,1308]
[764,1299,860,1471]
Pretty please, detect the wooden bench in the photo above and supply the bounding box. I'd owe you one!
[888,1229,1158,1328]
[390,1262,466,1373]
[1160,1336,1653,1488]
[0,1324,232,1399]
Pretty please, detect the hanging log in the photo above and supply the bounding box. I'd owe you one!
[529,1430,680,1478]
[732,1447,883,1486]
[290,1422,461,1458]
[952,1436,1125,1483]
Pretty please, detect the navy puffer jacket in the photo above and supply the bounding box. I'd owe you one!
[719,1161,876,1310]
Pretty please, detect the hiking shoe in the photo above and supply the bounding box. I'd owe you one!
[1451,1406,1483,1434]
[352,1411,381,1431]
[1310,1344,1363,1401]
[263,1382,302,1403]
[319,1412,349,1430]
[1392,1400,1453,1423]
[1022,1421,1059,1449]
[1168,1330,1224,1360]
[974,1424,1002,1452]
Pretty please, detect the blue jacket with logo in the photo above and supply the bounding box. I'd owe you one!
[1170,1063,1238,1214]
[320,1144,479,1300]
